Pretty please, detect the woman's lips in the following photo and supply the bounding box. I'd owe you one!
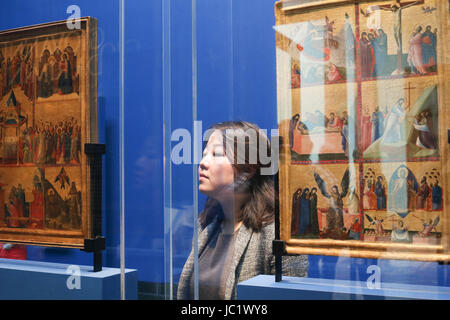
[199,173,208,179]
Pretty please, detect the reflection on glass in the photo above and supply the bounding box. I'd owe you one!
[276,0,443,247]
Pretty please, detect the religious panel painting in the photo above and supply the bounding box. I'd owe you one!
[0,18,97,248]
[275,0,449,261]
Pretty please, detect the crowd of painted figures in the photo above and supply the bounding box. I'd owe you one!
[0,45,78,101]
[15,118,82,165]
[362,171,442,212]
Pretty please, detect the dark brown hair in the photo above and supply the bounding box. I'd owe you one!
[199,121,275,232]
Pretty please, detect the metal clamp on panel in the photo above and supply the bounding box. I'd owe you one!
[273,239,287,256]
[83,236,106,253]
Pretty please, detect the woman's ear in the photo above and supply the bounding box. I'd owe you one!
[241,166,258,181]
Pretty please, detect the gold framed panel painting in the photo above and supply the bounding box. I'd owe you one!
[0,18,98,248]
[275,0,450,261]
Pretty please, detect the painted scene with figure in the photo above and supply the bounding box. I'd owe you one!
[275,0,449,261]
[0,18,97,248]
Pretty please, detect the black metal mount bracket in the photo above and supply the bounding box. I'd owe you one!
[273,239,287,256]
[82,143,106,272]
[273,136,285,283]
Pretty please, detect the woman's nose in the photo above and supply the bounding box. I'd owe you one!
[199,155,209,169]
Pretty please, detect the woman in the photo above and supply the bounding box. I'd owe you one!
[177,121,308,300]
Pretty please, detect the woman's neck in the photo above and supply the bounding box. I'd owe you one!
[218,193,248,231]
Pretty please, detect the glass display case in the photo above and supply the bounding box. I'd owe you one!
[0,0,449,301]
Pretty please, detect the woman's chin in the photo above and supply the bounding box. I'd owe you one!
[198,185,211,196]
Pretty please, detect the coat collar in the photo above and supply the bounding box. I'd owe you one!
[189,216,254,300]
[224,222,253,299]
[198,216,253,264]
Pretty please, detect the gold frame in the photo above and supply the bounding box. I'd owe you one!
[0,18,98,248]
[275,0,450,261]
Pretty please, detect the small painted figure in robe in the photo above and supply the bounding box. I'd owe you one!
[346,185,360,215]
[298,188,311,235]
[326,112,342,130]
[413,111,437,150]
[296,120,309,135]
[363,178,376,210]
[380,98,406,146]
[374,176,386,210]
[391,220,411,243]
[6,186,22,228]
[432,180,442,210]
[58,54,73,94]
[314,169,349,239]
[360,108,372,151]
[309,187,320,235]
[68,182,81,229]
[372,28,388,76]
[360,32,375,78]
[371,216,385,236]
[407,26,427,74]
[38,51,53,98]
[388,166,417,216]
[289,114,299,149]
[291,62,300,88]
[421,25,437,70]
[416,176,429,209]
[291,187,302,235]
[348,217,362,240]
[341,116,349,156]
[419,219,435,237]
[30,175,44,229]
[327,63,343,82]
[426,181,433,211]
[371,106,385,143]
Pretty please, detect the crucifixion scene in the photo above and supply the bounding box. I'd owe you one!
[359,0,438,77]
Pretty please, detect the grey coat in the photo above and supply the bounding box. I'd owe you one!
[177,216,308,300]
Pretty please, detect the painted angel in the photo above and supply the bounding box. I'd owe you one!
[418,216,439,237]
[314,168,349,233]
[55,167,70,189]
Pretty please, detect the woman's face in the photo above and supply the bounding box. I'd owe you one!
[198,130,235,200]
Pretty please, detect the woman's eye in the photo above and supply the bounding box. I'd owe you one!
[213,152,223,157]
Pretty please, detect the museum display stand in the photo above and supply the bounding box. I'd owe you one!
[0,142,138,300]
[237,274,450,300]
[0,258,137,300]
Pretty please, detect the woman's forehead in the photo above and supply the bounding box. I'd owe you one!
[206,130,224,146]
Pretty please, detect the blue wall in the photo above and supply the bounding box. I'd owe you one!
[1,0,449,290]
